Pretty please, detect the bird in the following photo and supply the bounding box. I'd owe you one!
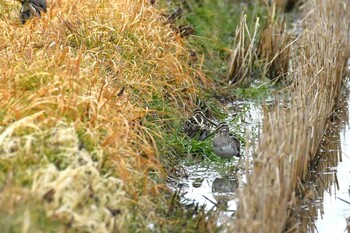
[18,0,47,24]
[184,109,217,141]
[212,122,240,159]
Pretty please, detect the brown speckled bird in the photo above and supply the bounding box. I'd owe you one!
[184,109,217,141]
[18,0,47,24]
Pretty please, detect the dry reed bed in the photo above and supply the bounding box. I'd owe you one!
[0,0,206,231]
[293,108,345,232]
[233,0,350,232]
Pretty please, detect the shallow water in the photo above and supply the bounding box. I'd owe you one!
[170,82,350,232]
[315,142,350,232]
[313,97,350,232]
[169,101,263,225]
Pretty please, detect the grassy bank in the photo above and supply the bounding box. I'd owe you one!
[0,0,218,232]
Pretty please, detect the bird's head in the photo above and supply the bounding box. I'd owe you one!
[215,122,230,133]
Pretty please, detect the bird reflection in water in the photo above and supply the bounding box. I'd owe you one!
[212,177,238,210]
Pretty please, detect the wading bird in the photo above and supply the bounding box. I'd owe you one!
[184,109,217,141]
[18,0,47,24]
[212,122,240,159]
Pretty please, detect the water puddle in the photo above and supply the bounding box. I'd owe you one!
[315,143,350,232]
[169,100,264,224]
[170,80,350,231]
[312,87,350,232]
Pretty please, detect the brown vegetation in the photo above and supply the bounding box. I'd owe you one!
[0,0,210,231]
[289,96,347,232]
[233,0,349,232]
[257,4,295,83]
[226,14,259,86]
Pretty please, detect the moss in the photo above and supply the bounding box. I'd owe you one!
[0,203,64,233]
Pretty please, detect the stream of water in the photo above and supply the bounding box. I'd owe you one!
[170,83,350,231]
[313,88,350,232]
[168,100,263,225]
[315,138,350,232]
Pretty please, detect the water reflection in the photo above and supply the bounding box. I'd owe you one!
[168,101,262,226]
[170,89,350,231]
[287,86,350,232]
[169,162,242,213]
[212,176,239,193]
[212,177,239,211]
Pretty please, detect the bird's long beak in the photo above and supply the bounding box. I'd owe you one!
[201,130,216,140]
[201,124,223,140]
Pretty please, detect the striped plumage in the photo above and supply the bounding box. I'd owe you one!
[212,122,240,159]
[184,109,217,141]
[18,0,47,24]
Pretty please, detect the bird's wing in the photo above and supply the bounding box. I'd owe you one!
[231,135,241,154]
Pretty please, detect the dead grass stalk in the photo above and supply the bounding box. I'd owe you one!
[257,3,295,83]
[226,14,259,86]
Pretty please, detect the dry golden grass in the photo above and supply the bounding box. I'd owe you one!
[287,104,346,232]
[226,14,259,86]
[227,1,298,86]
[0,0,209,232]
[232,0,350,232]
[257,3,296,83]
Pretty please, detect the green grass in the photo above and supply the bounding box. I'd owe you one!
[162,0,268,83]
[0,203,64,233]
[170,131,217,159]
[233,79,276,99]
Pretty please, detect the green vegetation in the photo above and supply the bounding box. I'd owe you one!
[234,79,275,99]
[1,0,217,231]
[161,0,268,83]
[3,0,341,232]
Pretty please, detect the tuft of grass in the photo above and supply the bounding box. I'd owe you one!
[226,14,260,86]
[257,3,296,83]
[161,0,268,84]
[170,132,219,161]
[233,79,275,100]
